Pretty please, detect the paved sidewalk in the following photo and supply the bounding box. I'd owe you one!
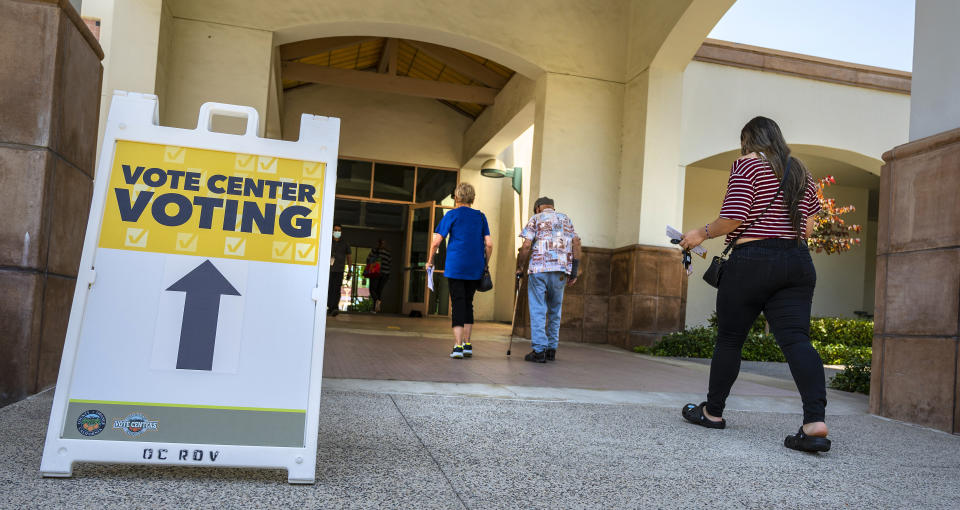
[323,315,867,414]
[3,383,959,509]
[5,317,956,508]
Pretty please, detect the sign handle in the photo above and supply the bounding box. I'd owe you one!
[196,102,259,137]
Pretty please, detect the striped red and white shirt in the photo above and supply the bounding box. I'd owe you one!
[719,157,821,244]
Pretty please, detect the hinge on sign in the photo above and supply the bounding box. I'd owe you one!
[311,288,322,301]
[83,268,96,288]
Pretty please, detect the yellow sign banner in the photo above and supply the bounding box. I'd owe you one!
[98,141,325,265]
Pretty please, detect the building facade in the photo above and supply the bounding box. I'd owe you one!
[3,0,959,434]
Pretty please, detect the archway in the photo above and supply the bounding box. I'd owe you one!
[682,146,881,326]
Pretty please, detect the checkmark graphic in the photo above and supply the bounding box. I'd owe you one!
[125,227,148,248]
[273,241,292,260]
[235,154,256,171]
[224,236,246,256]
[295,243,316,262]
[164,146,186,163]
[133,183,153,203]
[257,156,278,174]
[176,232,198,252]
[302,162,325,178]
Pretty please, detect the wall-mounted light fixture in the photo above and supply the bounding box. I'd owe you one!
[480,158,522,195]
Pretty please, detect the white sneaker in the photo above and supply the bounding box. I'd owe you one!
[450,345,464,359]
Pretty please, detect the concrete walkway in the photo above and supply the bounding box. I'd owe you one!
[3,316,958,508]
[323,314,867,415]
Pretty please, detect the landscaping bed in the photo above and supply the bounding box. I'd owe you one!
[635,314,873,394]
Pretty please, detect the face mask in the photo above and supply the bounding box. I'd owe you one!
[333,231,341,239]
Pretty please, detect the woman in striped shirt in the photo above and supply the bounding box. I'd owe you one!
[678,116,831,453]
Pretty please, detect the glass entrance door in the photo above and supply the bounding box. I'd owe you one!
[402,203,452,316]
[402,202,434,316]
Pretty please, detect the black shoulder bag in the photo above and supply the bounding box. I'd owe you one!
[702,159,791,289]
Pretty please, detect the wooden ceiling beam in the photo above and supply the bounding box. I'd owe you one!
[402,40,508,89]
[378,38,398,75]
[280,36,379,61]
[282,61,497,104]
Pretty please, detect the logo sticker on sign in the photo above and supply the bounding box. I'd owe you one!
[40,93,339,484]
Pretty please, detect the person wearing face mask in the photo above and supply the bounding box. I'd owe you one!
[328,224,352,316]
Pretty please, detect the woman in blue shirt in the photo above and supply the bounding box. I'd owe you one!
[426,182,493,359]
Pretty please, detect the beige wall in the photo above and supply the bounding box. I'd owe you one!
[491,127,534,323]
[682,167,874,326]
[161,18,273,134]
[81,0,164,153]
[167,0,638,82]
[282,84,471,168]
[909,0,960,140]
[462,75,536,169]
[154,0,173,123]
[681,61,910,172]
[531,73,624,249]
[681,166,729,325]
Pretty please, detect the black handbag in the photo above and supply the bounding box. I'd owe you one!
[702,159,791,289]
[478,266,493,292]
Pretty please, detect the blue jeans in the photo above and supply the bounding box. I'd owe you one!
[527,271,566,353]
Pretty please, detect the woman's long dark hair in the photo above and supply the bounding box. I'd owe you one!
[740,116,810,234]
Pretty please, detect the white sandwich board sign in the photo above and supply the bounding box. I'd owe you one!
[40,91,340,483]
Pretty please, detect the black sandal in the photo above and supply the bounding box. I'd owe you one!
[682,402,726,429]
[784,427,831,452]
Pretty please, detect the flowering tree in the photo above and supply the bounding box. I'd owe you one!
[808,175,862,254]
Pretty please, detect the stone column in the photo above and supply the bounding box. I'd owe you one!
[0,0,103,406]
[871,0,960,435]
[872,128,960,434]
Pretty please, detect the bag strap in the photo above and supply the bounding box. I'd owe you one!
[720,157,791,258]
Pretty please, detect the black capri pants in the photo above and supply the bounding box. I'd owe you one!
[448,278,479,328]
[706,238,827,424]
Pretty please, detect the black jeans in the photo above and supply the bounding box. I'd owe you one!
[368,276,388,302]
[448,278,479,328]
[328,271,343,312]
[706,239,827,424]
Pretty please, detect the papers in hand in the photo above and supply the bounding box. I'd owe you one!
[426,266,434,291]
[666,225,708,258]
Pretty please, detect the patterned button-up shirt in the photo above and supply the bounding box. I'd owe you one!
[520,208,578,274]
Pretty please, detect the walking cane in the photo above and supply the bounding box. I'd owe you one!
[507,273,522,356]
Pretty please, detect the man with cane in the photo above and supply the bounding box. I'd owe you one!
[516,197,581,363]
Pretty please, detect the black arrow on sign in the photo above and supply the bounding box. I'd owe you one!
[166,260,240,371]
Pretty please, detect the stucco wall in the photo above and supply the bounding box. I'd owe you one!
[162,18,273,134]
[167,0,637,82]
[282,84,471,168]
[682,167,873,326]
[81,0,164,153]
[531,73,624,249]
[909,0,960,140]
[681,61,910,170]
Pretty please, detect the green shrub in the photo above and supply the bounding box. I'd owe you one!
[811,341,872,366]
[708,312,767,335]
[643,321,870,366]
[809,317,874,347]
[741,333,785,362]
[829,354,871,394]
[649,327,715,358]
